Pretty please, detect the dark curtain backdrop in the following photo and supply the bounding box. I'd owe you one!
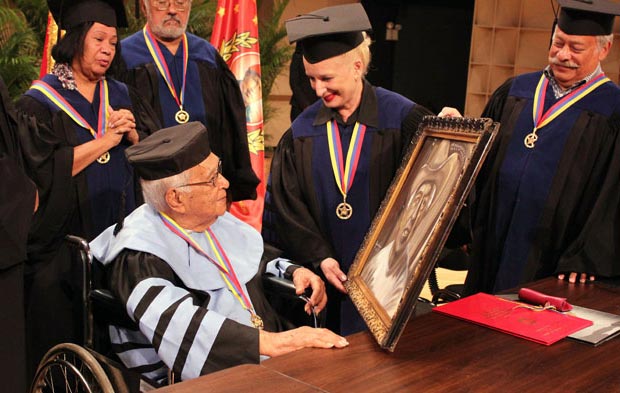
[362,0,474,114]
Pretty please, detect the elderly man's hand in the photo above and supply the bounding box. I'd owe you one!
[320,257,347,294]
[259,326,349,358]
[292,267,327,314]
[557,272,596,283]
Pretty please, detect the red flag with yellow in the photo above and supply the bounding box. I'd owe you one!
[40,12,60,78]
[211,0,265,231]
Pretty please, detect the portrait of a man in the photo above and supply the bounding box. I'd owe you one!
[239,68,263,125]
[361,137,472,318]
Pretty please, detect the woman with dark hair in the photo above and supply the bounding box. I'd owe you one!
[15,0,159,376]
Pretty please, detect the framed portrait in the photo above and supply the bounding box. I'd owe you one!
[345,116,499,351]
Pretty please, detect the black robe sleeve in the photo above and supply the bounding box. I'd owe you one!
[268,129,336,270]
[198,55,260,202]
[0,155,35,393]
[13,96,76,263]
[0,155,36,269]
[542,112,620,278]
[125,84,162,140]
[481,77,514,120]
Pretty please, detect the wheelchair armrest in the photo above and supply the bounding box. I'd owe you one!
[431,287,463,305]
[262,274,311,299]
[90,289,138,330]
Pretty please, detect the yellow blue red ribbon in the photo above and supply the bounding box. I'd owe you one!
[30,79,109,139]
[143,26,188,112]
[326,120,367,200]
[526,72,609,148]
[158,211,257,320]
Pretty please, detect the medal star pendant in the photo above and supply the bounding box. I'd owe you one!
[336,202,353,220]
[175,109,189,124]
[251,313,264,329]
[524,131,538,149]
[97,151,110,164]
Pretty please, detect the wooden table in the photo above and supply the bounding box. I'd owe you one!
[155,278,620,392]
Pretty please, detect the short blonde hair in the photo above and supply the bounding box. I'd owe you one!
[344,32,372,76]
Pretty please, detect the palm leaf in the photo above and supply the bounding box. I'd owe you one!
[0,4,40,99]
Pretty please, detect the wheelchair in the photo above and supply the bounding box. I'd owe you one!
[29,235,150,393]
[29,235,318,393]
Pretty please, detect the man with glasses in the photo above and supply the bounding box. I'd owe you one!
[91,122,348,383]
[440,0,620,294]
[118,0,259,203]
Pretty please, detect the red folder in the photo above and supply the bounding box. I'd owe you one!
[432,293,593,345]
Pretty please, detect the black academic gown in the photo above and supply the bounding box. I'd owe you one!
[0,77,38,393]
[118,31,260,202]
[264,81,432,335]
[289,43,317,121]
[464,72,620,295]
[107,250,292,378]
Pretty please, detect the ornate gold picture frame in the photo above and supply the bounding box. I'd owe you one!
[345,116,499,351]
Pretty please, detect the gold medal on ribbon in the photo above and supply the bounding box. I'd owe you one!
[175,109,189,124]
[336,200,353,220]
[524,131,538,149]
[251,313,264,329]
[326,120,367,221]
[97,151,110,164]
[524,73,610,150]
[143,27,190,127]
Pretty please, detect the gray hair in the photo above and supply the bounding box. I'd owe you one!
[140,170,191,212]
[597,33,614,50]
[553,27,614,52]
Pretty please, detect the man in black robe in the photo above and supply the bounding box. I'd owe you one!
[444,0,620,294]
[0,77,38,393]
[117,0,259,202]
[91,122,347,382]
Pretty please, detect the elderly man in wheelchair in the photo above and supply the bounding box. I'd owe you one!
[84,122,350,384]
[29,122,348,392]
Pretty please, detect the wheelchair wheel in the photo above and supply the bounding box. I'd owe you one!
[29,343,114,393]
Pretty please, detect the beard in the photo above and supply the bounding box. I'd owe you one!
[150,16,187,41]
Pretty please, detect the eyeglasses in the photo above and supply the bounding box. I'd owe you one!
[176,160,222,188]
[151,0,191,11]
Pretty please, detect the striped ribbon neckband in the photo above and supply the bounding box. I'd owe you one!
[30,79,112,164]
[143,26,189,124]
[524,72,609,148]
[326,120,367,220]
[159,211,263,329]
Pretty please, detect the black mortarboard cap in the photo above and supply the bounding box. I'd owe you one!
[125,122,211,181]
[285,3,372,64]
[48,0,128,30]
[557,0,620,35]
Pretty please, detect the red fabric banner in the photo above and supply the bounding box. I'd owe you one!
[40,13,59,78]
[211,0,265,231]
